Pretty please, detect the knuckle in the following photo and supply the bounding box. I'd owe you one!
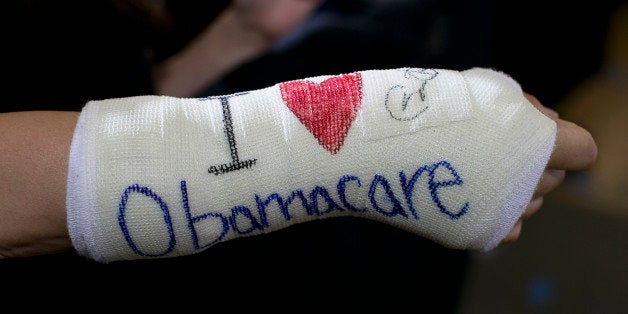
[583,132,599,169]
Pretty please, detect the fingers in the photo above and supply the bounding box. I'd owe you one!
[521,197,544,220]
[500,196,543,245]
[500,219,523,244]
[548,119,598,170]
[499,92,598,248]
[524,93,559,120]
[533,169,566,198]
[524,93,598,171]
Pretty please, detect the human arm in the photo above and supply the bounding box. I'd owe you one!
[0,111,78,258]
[500,93,597,244]
[0,87,597,259]
[0,0,326,258]
[153,0,324,97]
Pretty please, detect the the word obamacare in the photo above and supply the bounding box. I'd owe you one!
[118,160,469,257]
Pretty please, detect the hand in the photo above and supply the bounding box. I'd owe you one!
[500,93,598,244]
[154,0,324,97]
[232,0,325,42]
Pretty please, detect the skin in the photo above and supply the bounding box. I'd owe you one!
[154,0,324,97]
[0,111,78,257]
[499,93,597,244]
[1,0,325,259]
[0,1,598,258]
[0,94,598,258]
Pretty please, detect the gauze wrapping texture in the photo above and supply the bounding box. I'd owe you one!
[66,68,556,263]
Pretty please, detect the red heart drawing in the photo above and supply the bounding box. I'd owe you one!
[280,73,363,154]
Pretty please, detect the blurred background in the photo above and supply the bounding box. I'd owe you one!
[1,0,625,312]
[458,3,627,313]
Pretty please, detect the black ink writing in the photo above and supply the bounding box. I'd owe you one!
[207,92,258,175]
[385,68,439,121]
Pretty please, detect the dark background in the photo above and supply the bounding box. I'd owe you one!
[1,1,624,312]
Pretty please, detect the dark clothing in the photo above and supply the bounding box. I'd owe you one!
[1,0,618,312]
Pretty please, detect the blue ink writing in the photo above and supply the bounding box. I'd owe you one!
[428,160,469,219]
[369,174,407,218]
[118,184,176,257]
[120,160,469,257]
[337,175,368,213]
[181,180,229,250]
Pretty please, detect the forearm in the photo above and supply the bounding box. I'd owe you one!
[0,69,597,261]
[153,5,270,97]
[66,68,558,262]
[0,111,78,258]
[152,0,323,98]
